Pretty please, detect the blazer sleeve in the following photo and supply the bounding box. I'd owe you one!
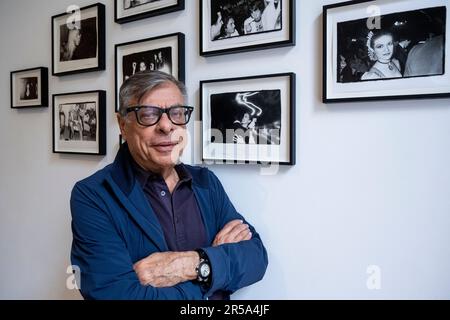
[70,182,205,300]
[201,171,268,296]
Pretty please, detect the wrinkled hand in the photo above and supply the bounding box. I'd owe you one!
[133,251,198,288]
[213,219,252,247]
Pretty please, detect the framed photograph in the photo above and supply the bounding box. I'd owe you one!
[10,67,48,109]
[115,0,185,24]
[53,90,106,155]
[52,3,105,76]
[115,33,185,112]
[200,73,295,165]
[200,0,295,56]
[323,0,450,103]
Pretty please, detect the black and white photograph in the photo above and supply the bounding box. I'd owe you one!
[115,33,184,112]
[200,73,295,165]
[58,102,97,142]
[115,0,184,24]
[209,0,283,41]
[337,6,445,83]
[52,3,105,76]
[124,0,163,10]
[53,91,106,155]
[10,67,48,109]
[201,0,294,56]
[210,90,281,145]
[59,17,97,62]
[122,46,172,81]
[323,0,450,102]
[19,77,38,100]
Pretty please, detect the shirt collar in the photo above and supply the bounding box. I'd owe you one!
[131,157,193,189]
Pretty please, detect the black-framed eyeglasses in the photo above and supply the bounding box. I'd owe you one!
[126,105,194,127]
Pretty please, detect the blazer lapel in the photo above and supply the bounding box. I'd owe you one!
[105,143,168,252]
[192,183,215,245]
[105,174,168,252]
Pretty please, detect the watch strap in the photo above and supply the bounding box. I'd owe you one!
[194,248,211,284]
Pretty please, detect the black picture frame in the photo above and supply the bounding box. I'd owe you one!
[115,0,185,24]
[323,0,450,103]
[200,0,295,57]
[115,32,185,112]
[10,67,48,109]
[52,90,106,155]
[51,3,105,76]
[200,72,296,165]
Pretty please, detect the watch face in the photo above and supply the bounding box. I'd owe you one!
[200,263,210,278]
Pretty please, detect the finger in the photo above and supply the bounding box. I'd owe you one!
[224,223,249,242]
[216,219,243,239]
[242,230,252,241]
[214,225,250,246]
[234,227,252,242]
[217,223,248,244]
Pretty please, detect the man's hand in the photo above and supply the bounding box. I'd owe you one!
[134,220,252,287]
[210,11,223,40]
[133,251,198,287]
[213,219,252,247]
[244,17,254,34]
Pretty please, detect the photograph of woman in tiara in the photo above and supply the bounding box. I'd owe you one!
[336,6,445,83]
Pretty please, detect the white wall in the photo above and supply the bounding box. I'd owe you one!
[1,0,449,300]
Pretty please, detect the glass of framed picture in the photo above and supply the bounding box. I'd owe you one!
[115,0,185,24]
[200,73,296,165]
[200,0,295,56]
[53,90,106,155]
[10,67,48,109]
[323,0,450,103]
[115,32,185,112]
[52,3,105,76]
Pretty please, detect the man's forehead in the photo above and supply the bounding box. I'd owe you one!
[134,82,184,105]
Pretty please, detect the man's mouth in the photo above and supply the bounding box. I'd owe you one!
[151,141,179,153]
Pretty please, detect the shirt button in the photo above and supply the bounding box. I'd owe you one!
[160,190,166,197]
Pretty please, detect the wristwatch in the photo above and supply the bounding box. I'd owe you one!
[194,248,211,283]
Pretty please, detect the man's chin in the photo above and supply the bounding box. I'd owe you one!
[152,151,181,166]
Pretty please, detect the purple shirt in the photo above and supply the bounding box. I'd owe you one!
[132,161,208,252]
[132,160,227,300]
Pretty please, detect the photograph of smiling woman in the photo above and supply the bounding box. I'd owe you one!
[336,5,446,83]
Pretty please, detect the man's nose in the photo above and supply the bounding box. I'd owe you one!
[157,112,173,133]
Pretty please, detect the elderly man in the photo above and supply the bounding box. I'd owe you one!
[70,71,268,300]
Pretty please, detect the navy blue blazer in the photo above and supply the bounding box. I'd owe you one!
[70,144,268,299]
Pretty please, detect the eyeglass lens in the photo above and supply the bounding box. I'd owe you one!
[136,106,192,126]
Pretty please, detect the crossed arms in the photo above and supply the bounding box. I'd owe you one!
[133,219,252,287]
[70,171,268,300]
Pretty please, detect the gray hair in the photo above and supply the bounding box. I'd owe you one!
[118,70,187,116]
